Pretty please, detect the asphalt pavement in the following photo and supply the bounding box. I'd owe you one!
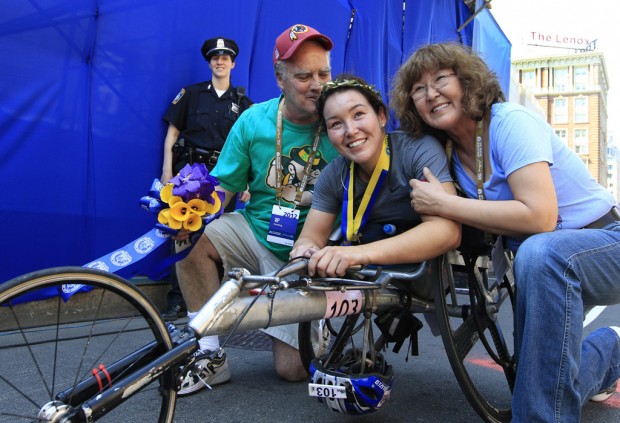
[167,304,620,423]
[3,302,617,422]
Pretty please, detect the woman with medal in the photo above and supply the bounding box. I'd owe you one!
[290,74,461,278]
[391,42,620,422]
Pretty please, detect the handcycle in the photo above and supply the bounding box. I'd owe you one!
[0,241,516,422]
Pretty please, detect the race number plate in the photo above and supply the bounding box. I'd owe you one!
[308,383,347,399]
[323,290,363,319]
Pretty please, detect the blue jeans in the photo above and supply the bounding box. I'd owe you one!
[511,223,620,422]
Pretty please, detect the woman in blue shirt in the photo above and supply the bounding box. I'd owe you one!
[391,42,620,422]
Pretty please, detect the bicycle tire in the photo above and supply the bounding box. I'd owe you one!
[434,253,515,423]
[0,266,176,422]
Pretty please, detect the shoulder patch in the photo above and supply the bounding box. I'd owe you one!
[172,88,185,104]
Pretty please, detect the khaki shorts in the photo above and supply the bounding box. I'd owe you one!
[204,212,323,350]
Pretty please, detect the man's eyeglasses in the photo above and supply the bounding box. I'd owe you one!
[410,73,456,102]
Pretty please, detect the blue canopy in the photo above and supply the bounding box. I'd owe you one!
[0,0,509,284]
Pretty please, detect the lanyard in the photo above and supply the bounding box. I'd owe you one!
[341,134,390,244]
[474,117,486,200]
[474,113,499,247]
[275,98,322,208]
[445,113,489,198]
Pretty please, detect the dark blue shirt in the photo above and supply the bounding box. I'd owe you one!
[163,80,252,150]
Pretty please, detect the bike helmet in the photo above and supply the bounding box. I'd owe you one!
[309,348,394,415]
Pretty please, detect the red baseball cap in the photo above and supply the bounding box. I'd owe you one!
[273,24,333,64]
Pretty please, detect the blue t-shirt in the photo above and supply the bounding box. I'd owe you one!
[452,102,614,246]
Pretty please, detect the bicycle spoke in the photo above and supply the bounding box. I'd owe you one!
[0,268,176,422]
[436,253,515,423]
[6,301,54,402]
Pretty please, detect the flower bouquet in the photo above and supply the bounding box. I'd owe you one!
[141,163,225,234]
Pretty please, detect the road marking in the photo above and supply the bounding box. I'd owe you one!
[583,306,607,327]
[466,357,620,408]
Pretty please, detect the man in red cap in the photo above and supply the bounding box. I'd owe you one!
[173,24,339,396]
[158,37,253,322]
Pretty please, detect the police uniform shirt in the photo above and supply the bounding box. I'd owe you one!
[163,80,252,151]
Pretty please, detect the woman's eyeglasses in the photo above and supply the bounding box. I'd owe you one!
[410,73,456,102]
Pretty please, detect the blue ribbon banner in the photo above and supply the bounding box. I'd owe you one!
[10,179,204,305]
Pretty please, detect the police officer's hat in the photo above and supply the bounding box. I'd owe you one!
[201,37,239,62]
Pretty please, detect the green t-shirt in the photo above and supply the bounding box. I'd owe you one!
[212,96,339,261]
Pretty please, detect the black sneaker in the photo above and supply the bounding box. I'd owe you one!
[161,303,187,320]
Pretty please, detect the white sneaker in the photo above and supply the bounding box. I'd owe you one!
[591,326,620,402]
[315,320,331,357]
[591,381,617,402]
[178,349,231,396]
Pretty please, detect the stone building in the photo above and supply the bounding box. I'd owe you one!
[512,52,610,187]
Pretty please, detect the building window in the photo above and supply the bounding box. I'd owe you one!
[522,69,536,90]
[574,128,588,154]
[554,68,569,92]
[574,66,587,91]
[574,97,588,123]
[554,98,568,124]
[555,129,567,143]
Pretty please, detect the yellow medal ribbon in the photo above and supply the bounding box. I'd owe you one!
[343,134,390,243]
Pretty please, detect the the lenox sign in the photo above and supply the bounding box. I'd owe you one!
[527,31,596,51]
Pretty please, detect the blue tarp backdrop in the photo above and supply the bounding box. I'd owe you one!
[0,0,510,284]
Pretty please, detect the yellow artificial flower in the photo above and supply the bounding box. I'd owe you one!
[170,201,191,221]
[160,184,182,206]
[204,191,222,214]
[157,208,171,225]
[160,184,173,203]
[183,212,203,231]
[167,216,182,230]
[157,208,182,229]
[187,198,207,216]
[168,195,182,206]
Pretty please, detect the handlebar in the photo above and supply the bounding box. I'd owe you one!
[228,259,429,291]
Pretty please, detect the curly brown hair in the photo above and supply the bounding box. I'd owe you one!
[390,42,505,139]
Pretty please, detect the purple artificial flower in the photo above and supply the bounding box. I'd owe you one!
[169,163,220,201]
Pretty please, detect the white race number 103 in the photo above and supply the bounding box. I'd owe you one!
[323,290,363,319]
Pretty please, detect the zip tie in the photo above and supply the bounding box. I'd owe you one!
[99,364,113,388]
[92,368,103,392]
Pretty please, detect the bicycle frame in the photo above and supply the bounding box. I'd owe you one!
[22,251,514,423]
[60,260,439,421]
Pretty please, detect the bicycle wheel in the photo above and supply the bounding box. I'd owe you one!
[434,251,516,423]
[0,266,176,422]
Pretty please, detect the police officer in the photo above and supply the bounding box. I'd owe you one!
[161,36,253,183]
[159,36,253,320]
